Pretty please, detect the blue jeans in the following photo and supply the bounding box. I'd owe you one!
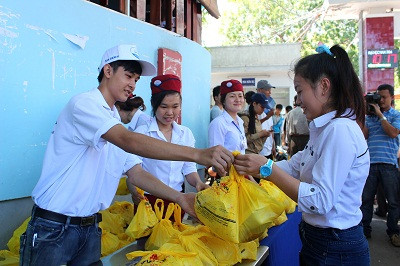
[19,206,102,266]
[361,163,400,236]
[299,221,370,266]
[274,133,281,147]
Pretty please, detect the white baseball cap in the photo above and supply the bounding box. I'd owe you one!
[98,44,156,76]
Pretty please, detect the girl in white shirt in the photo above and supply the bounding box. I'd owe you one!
[134,74,208,212]
[115,94,151,131]
[234,44,370,265]
[208,79,247,154]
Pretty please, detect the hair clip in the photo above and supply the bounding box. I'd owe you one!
[316,42,334,57]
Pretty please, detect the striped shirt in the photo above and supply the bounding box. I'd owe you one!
[366,107,400,167]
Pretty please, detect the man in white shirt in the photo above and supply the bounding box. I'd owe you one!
[21,44,233,265]
[210,85,223,122]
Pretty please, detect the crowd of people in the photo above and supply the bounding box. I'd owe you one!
[210,78,308,161]
[209,44,400,264]
[20,42,400,265]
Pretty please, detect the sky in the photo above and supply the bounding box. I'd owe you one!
[202,0,234,47]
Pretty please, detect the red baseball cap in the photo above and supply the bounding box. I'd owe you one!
[150,74,181,94]
[220,79,243,95]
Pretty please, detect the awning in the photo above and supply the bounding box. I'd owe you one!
[199,0,221,19]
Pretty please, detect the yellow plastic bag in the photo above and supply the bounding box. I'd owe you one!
[145,200,180,251]
[0,250,19,266]
[115,176,130,195]
[272,211,288,227]
[108,201,134,226]
[259,180,297,213]
[173,204,193,232]
[99,209,125,235]
[168,225,218,265]
[125,189,158,239]
[238,239,259,261]
[116,233,135,249]
[7,217,30,255]
[159,243,203,265]
[195,151,285,243]
[198,226,241,265]
[101,230,120,257]
[126,250,199,265]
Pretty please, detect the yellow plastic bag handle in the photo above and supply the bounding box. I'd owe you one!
[154,199,164,221]
[164,203,175,220]
[173,204,182,224]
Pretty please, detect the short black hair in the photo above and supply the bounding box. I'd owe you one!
[97,60,142,83]
[212,86,221,98]
[276,104,283,110]
[377,84,394,96]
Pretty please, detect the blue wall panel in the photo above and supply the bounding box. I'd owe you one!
[0,0,211,200]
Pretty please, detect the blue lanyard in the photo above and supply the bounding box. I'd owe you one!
[231,121,242,135]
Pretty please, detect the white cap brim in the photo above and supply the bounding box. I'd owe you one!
[98,44,156,76]
[135,59,156,76]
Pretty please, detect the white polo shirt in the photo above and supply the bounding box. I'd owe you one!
[208,110,247,154]
[32,88,141,216]
[135,118,197,191]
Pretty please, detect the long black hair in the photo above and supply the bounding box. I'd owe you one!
[247,102,257,134]
[294,44,365,125]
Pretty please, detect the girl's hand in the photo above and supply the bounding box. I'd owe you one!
[234,154,268,176]
[195,181,210,192]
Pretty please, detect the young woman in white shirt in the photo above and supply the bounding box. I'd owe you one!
[208,79,247,155]
[115,94,151,131]
[234,44,370,265]
[134,74,208,213]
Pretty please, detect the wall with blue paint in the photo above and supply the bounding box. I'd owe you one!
[0,0,211,201]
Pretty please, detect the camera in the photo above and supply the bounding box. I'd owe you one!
[365,92,381,114]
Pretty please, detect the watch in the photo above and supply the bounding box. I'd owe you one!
[380,116,387,121]
[260,159,274,179]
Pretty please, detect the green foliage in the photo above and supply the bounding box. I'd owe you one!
[205,0,400,92]
[219,0,359,71]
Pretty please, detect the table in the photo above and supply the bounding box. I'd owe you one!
[259,207,302,266]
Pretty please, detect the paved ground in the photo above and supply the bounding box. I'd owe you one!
[368,213,400,265]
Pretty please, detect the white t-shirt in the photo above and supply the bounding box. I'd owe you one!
[258,112,274,156]
[32,88,141,216]
[135,118,197,191]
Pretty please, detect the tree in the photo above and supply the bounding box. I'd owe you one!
[217,0,359,69]
[203,0,400,101]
